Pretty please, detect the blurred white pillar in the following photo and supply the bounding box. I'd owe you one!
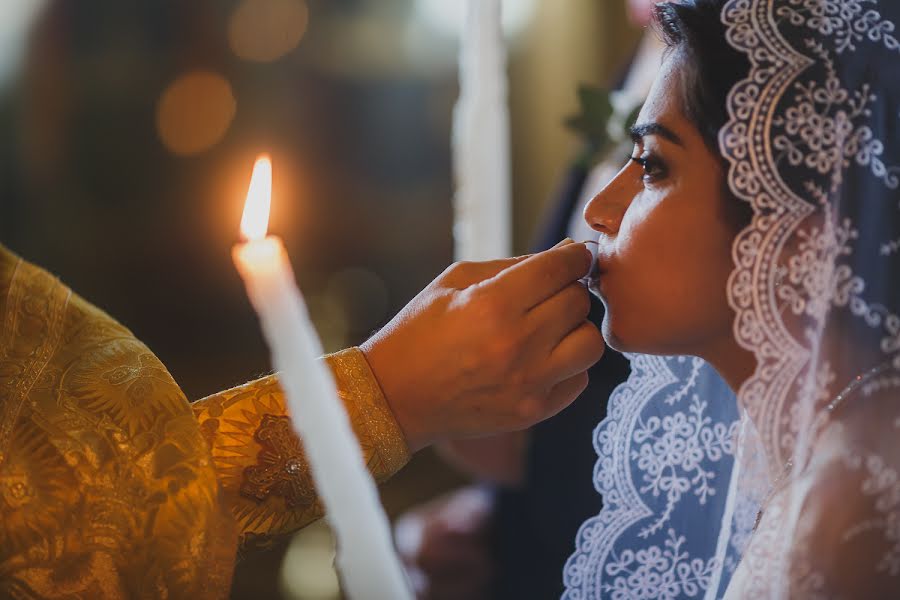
[452,0,512,262]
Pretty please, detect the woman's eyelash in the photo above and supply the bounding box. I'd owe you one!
[628,154,667,182]
[629,155,648,168]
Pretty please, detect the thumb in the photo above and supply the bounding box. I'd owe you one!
[442,255,532,289]
[442,239,573,289]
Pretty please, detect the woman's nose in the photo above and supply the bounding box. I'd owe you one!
[583,178,628,236]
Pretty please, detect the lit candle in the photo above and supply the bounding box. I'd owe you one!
[452,0,512,262]
[232,155,411,599]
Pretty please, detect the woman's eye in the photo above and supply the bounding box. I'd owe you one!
[629,154,667,184]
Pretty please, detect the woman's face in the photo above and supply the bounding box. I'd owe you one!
[584,54,740,358]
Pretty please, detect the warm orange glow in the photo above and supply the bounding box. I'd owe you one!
[228,0,309,63]
[156,71,236,156]
[241,155,273,241]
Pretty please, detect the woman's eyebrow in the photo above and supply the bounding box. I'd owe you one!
[630,122,684,147]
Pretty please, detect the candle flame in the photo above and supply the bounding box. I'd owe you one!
[240,154,272,241]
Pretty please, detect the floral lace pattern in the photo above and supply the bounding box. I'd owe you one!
[721,0,900,595]
[633,395,738,538]
[721,0,900,464]
[563,356,740,599]
[772,40,899,189]
[567,0,900,597]
[847,451,900,577]
[603,530,718,600]
[777,0,900,55]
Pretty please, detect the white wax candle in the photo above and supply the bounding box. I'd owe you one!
[453,0,512,262]
[233,156,411,600]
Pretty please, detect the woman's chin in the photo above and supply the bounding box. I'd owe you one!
[600,316,629,354]
[601,315,662,356]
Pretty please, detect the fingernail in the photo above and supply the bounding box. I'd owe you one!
[551,237,575,249]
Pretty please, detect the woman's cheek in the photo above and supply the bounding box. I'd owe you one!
[602,269,658,351]
[613,208,652,262]
[619,193,657,236]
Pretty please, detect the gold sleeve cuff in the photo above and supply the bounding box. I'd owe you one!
[326,347,411,480]
[192,347,410,547]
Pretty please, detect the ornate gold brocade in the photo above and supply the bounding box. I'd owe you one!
[0,244,410,598]
[191,348,410,550]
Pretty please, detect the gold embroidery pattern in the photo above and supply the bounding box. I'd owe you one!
[0,416,78,558]
[0,254,70,454]
[192,348,411,549]
[0,245,236,599]
[241,414,315,508]
[0,243,410,595]
[328,348,411,480]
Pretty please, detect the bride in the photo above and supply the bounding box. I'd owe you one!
[565,0,900,597]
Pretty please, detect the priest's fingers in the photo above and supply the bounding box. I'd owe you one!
[543,321,605,382]
[485,242,592,312]
[540,372,591,422]
[437,255,532,289]
[526,282,592,348]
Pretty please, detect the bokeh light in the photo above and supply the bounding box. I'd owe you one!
[325,268,389,336]
[156,70,236,156]
[305,292,350,352]
[280,521,341,600]
[229,0,309,63]
[0,0,48,89]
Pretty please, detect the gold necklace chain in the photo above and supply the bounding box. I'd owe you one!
[826,361,893,414]
[752,360,894,531]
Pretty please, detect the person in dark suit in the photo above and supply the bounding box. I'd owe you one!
[489,177,632,600]
[395,8,662,597]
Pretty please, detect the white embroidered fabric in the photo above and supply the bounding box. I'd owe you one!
[564,0,900,598]
[563,356,744,599]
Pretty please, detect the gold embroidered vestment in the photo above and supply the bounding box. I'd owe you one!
[0,245,409,598]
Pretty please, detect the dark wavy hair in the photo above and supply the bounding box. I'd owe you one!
[654,0,753,227]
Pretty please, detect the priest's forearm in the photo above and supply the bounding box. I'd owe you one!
[191,347,410,549]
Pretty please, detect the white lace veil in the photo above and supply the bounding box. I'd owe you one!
[564,0,900,598]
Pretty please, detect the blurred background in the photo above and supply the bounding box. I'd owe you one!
[0,0,640,597]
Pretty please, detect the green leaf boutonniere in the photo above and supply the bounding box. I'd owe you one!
[565,83,643,170]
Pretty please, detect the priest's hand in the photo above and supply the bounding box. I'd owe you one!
[361,241,603,452]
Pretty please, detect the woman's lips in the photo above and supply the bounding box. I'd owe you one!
[579,241,601,287]
[587,254,613,299]
[587,274,603,298]
[580,240,610,298]
[586,262,606,298]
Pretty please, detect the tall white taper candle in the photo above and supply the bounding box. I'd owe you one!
[453,0,512,262]
[233,156,411,600]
